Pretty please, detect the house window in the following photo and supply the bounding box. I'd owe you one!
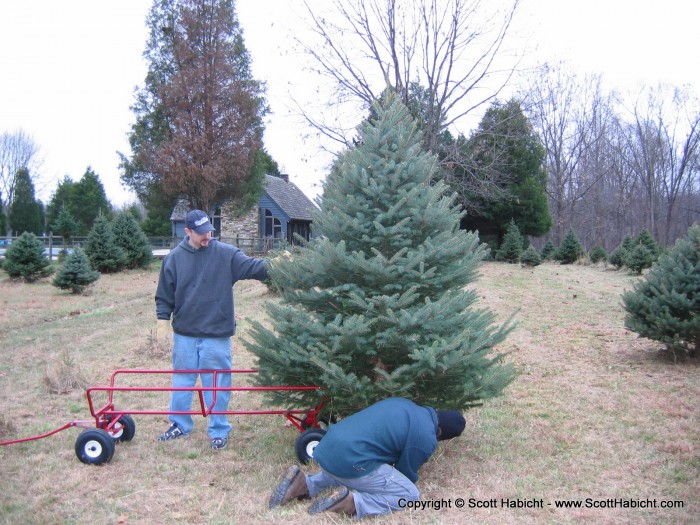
[264,209,282,238]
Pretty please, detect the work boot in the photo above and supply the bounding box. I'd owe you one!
[268,465,310,508]
[308,486,356,516]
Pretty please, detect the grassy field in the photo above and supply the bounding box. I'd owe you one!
[0,261,697,525]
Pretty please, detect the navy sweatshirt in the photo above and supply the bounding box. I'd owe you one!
[155,238,268,338]
[313,398,439,483]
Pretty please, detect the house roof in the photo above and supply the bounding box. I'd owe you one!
[170,198,191,222]
[170,174,318,221]
[264,175,317,221]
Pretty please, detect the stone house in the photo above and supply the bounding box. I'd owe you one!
[170,174,318,253]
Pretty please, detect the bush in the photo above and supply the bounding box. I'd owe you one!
[622,224,700,358]
[52,247,100,294]
[2,232,53,282]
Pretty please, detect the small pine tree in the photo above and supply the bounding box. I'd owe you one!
[635,228,660,260]
[495,221,524,263]
[112,212,153,269]
[52,247,100,294]
[245,93,515,416]
[84,215,127,273]
[520,245,542,267]
[609,246,626,269]
[621,235,636,252]
[555,228,584,264]
[51,205,80,242]
[2,232,53,282]
[589,244,608,264]
[622,224,700,358]
[540,240,555,260]
[624,243,654,274]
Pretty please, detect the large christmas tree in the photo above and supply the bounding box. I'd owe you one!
[245,94,515,416]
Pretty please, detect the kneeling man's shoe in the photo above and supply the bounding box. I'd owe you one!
[308,486,356,516]
[269,465,310,509]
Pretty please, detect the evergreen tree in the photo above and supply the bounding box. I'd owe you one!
[112,212,153,269]
[46,169,112,235]
[84,215,126,273]
[555,228,584,264]
[50,205,80,241]
[245,94,515,416]
[622,224,700,358]
[52,247,100,294]
[540,240,555,260]
[72,167,112,233]
[2,231,53,281]
[589,244,607,264]
[495,221,524,263]
[621,235,636,252]
[457,98,552,245]
[9,168,43,235]
[609,235,637,270]
[520,245,542,267]
[624,243,654,274]
[609,246,626,269]
[635,228,661,260]
[45,176,77,234]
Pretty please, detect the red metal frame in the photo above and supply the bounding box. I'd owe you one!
[0,368,325,446]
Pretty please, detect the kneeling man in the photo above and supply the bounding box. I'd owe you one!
[269,397,466,518]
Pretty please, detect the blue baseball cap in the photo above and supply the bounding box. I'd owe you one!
[185,209,215,235]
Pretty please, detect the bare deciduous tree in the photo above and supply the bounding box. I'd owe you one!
[296,0,521,151]
[523,65,612,244]
[524,63,700,250]
[613,86,700,245]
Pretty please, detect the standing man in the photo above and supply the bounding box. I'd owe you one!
[268,397,466,517]
[155,209,268,450]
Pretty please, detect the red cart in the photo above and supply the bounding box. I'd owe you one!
[0,368,329,466]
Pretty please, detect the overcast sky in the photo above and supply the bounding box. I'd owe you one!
[0,0,698,208]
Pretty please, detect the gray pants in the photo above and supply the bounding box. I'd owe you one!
[306,463,420,518]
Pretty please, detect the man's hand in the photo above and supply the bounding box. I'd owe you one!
[155,319,171,349]
[268,250,293,273]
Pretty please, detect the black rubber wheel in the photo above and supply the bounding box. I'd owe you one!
[105,414,136,442]
[295,428,326,465]
[75,428,116,465]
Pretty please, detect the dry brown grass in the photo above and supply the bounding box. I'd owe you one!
[43,350,90,394]
[0,262,697,525]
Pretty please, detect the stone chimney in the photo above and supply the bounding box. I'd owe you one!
[280,173,289,182]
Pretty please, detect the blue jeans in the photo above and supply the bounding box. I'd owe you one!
[305,463,420,518]
[169,334,232,439]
